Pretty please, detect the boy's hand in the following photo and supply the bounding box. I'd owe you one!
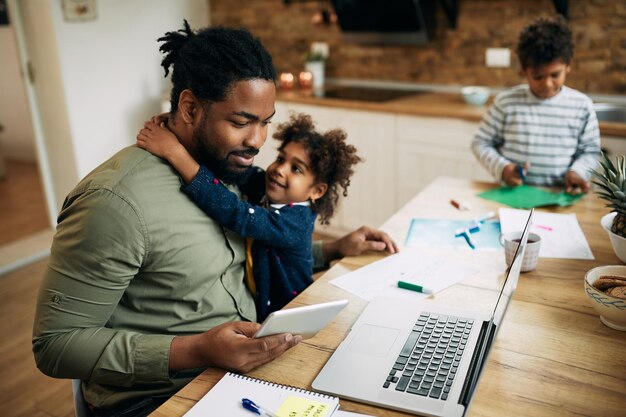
[501,162,529,186]
[565,171,589,195]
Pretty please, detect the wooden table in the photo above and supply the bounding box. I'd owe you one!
[152,177,626,417]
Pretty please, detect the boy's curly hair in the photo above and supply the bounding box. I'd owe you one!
[272,112,362,225]
[516,15,574,69]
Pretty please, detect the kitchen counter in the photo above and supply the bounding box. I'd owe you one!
[277,88,626,138]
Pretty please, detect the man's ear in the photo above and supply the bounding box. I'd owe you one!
[177,89,202,125]
[310,183,328,202]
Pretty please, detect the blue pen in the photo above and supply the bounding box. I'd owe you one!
[517,163,526,183]
[242,398,280,417]
[468,222,481,233]
[454,228,476,249]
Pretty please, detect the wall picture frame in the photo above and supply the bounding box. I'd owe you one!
[61,0,97,22]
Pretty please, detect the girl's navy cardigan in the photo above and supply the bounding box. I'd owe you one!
[182,165,316,321]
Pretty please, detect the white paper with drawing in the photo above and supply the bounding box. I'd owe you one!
[329,248,477,301]
[498,208,594,259]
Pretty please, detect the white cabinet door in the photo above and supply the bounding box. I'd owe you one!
[601,135,626,159]
[270,102,397,235]
[395,115,490,207]
[323,108,396,234]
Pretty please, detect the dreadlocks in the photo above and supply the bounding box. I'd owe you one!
[158,20,276,112]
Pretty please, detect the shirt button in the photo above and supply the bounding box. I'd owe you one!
[51,294,61,303]
[248,208,255,214]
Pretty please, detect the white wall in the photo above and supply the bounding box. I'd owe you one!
[11,0,209,218]
[50,0,209,178]
[0,26,36,161]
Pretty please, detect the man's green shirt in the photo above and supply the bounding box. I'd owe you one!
[33,146,264,407]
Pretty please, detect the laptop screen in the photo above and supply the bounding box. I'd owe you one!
[460,209,534,408]
[491,208,534,326]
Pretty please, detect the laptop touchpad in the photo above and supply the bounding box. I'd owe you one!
[347,324,399,357]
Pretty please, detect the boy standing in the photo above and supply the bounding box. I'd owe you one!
[471,15,600,194]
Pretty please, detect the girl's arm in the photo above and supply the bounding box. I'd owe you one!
[182,166,311,248]
[136,120,199,184]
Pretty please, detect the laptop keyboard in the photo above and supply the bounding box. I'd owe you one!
[383,312,474,401]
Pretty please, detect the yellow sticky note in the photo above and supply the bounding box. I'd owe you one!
[276,396,331,417]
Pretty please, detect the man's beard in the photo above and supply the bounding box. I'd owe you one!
[192,129,257,186]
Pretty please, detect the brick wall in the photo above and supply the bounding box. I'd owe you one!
[209,0,626,95]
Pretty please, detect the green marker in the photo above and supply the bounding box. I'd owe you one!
[397,280,433,294]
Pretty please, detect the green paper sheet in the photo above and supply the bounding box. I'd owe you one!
[477,185,584,209]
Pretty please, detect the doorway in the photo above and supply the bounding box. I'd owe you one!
[0,10,53,273]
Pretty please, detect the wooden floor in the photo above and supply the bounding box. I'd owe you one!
[1,259,74,417]
[0,160,50,246]
[0,159,73,417]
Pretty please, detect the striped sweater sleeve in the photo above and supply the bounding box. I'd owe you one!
[569,104,601,180]
[471,99,511,183]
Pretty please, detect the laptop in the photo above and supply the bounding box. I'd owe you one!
[312,209,534,417]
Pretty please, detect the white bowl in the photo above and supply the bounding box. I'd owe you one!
[600,212,626,263]
[584,265,626,331]
[461,86,490,106]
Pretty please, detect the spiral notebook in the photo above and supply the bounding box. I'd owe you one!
[183,372,340,417]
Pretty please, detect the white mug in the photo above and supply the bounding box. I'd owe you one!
[501,231,541,272]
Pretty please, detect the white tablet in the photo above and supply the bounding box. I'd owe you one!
[254,299,349,339]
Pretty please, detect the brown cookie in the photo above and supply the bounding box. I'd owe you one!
[606,285,626,299]
[594,276,626,291]
[600,275,626,282]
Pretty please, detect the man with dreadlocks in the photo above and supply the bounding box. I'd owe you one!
[32,21,396,416]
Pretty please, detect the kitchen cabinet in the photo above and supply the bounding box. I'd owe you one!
[263,100,490,236]
[395,115,491,208]
[601,135,626,159]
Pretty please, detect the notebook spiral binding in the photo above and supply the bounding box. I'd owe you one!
[228,372,336,399]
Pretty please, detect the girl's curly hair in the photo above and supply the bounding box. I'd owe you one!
[272,112,362,225]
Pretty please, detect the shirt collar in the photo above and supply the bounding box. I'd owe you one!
[261,196,310,209]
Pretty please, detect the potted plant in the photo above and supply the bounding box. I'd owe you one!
[592,153,626,263]
[304,51,325,90]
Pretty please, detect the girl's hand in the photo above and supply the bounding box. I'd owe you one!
[136,117,201,184]
[136,119,182,160]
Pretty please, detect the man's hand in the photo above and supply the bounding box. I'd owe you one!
[322,226,399,263]
[169,321,301,374]
[565,171,589,195]
[501,162,529,186]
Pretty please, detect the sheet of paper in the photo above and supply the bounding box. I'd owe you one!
[405,218,502,251]
[478,185,584,209]
[498,208,594,259]
[329,248,477,301]
[334,411,377,417]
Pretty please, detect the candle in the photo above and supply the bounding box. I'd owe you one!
[298,71,313,89]
[279,72,295,90]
